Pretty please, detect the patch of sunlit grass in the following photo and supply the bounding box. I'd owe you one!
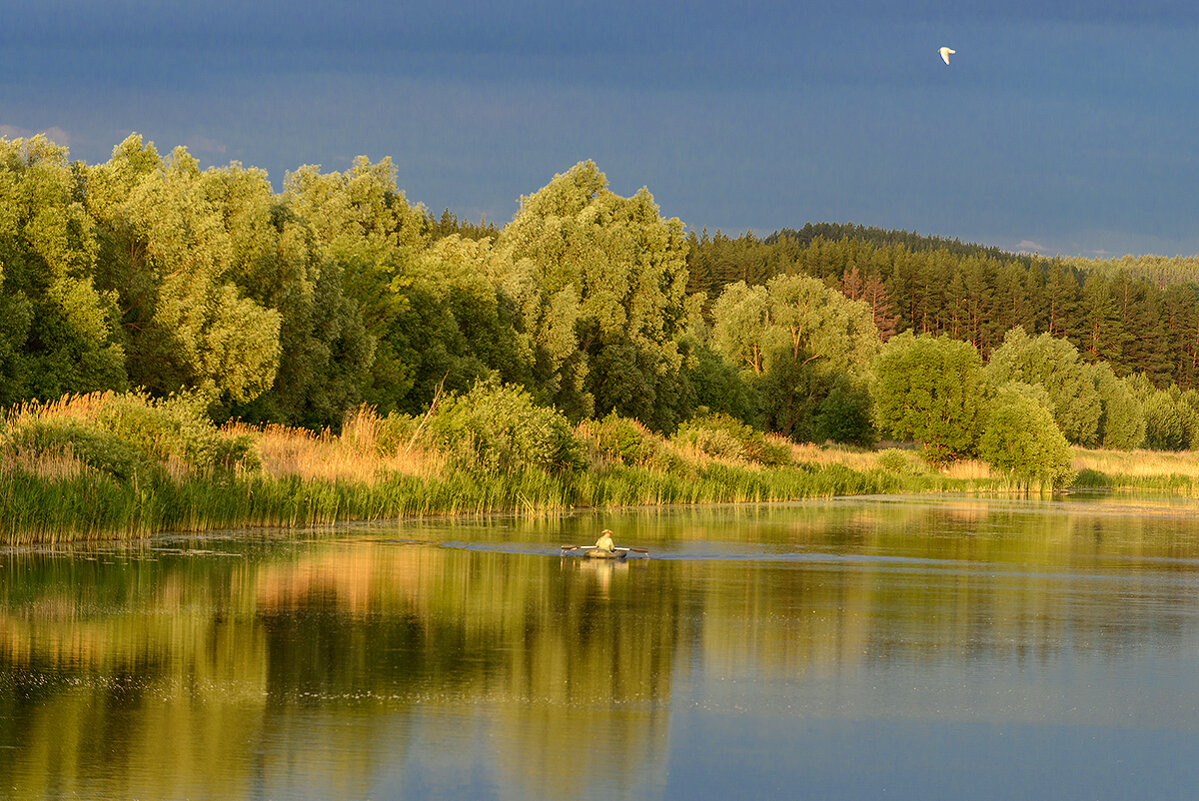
[2,391,115,429]
[939,458,993,480]
[1073,447,1199,479]
[228,417,445,485]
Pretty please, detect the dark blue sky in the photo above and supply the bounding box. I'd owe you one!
[4,1,1199,256]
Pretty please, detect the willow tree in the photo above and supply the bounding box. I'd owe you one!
[1088,362,1145,450]
[0,134,127,402]
[871,332,987,463]
[386,234,534,414]
[86,135,281,405]
[984,326,1101,445]
[205,164,372,428]
[978,382,1074,490]
[495,161,691,430]
[283,156,429,413]
[709,282,771,378]
[710,274,879,442]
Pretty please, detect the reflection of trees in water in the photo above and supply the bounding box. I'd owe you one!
[0,553,276,800]
[2,499,1199,797]
[486,557,682,799]
[0,545,696,800]
[691,499,1199,677]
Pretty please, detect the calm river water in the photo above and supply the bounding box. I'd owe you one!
[3,495,1199,800]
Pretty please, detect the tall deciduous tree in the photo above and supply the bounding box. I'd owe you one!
[1088,363,1145,450]
[87,136,281,405]
[282,155,429,413]
[985,326,1101,445]
[385,234,533,414]
[710,274,879,441]
[1140,385,1196,451]
[495,161,692,430]
[0,135,127,402]
[871,332,987,463]
[710,282,771,377]
[209,166,373,428]
[978,382,1074,490]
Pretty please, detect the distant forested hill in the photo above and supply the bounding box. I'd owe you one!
[687,227,1199,389]
[768,223,1043,266]
[1067,254,1199,287]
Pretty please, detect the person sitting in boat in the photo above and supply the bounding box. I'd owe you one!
[595,529,615,552]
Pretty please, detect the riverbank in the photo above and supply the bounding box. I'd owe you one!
[1,392,1192,544]
[0,440,987,544]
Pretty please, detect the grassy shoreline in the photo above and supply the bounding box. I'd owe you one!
[5,447,1178,546]
[0,460,987,545]
[3,393,1198,544]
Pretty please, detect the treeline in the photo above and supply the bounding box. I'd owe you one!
[0,135,696,431]
[6,131,1199,475]
[687,230,1199,387]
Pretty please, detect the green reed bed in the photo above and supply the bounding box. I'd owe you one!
[1071,468,1199,496]
[2,458,1037,544]
[557,461,984,509]
[0,468,580,543]
[0,471,141,544]
[2,461,946,543]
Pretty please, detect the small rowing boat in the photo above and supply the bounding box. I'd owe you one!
[583,547,628,560]
[560,544,648,558]
[561,530,649,558]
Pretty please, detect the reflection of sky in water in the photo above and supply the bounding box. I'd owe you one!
[663,716,1197,801]
[3,495,1199,800]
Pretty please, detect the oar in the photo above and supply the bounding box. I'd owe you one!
[561,544,650,554]
[558,544,652,556]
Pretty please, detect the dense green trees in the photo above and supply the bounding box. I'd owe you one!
[0,138,703,435]
[707,274,878,442]
[1130,376,1199,451]
[14,130,1199,469]
[686,228,1199,390]
[86,138,283,405]
[281,156,428,415]
[1089,363,1145,450]
[985,327,1101,445]
[0,136,126,402]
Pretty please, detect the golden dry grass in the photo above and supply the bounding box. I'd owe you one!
[789,442,993,479]
[0,450,88,481]
[939,458,994,480]
[229,413,445,485]
[0,394,109,481]
[1073,447,1199,478]
[2,391,116,428]
[669,441,752,469]
[789,443,882,471]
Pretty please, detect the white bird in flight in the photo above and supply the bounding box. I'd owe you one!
[939,46,955,65]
